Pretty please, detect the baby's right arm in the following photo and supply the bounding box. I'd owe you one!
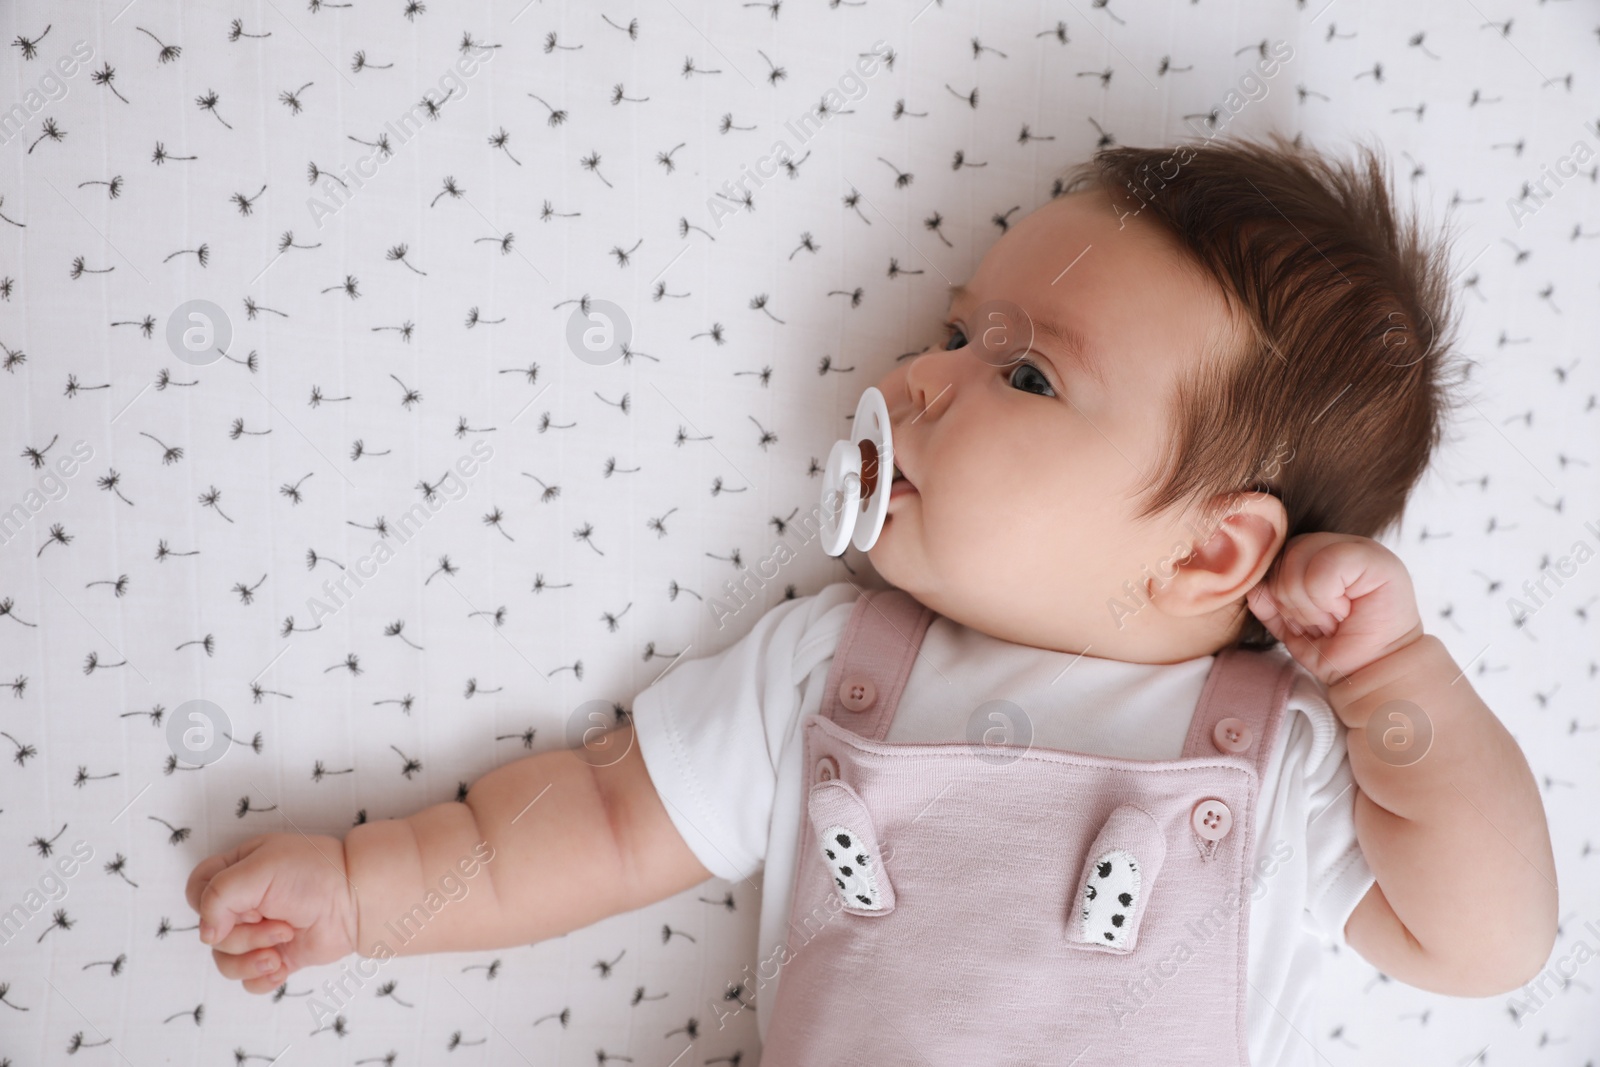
[187,725,713,992]
[342,723,715,955]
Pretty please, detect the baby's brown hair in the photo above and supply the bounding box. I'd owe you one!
[1058,133,1466,648]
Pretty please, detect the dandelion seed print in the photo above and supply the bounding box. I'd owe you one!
[279,82,312,113]
[27,117,64,154]
[13,23,51,60]
[196,90,232,127]
[136,26,182,63]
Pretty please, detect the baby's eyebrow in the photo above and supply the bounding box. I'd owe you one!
[947,284,1105,387]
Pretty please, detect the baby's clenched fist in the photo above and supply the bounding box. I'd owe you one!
[185,832,359,994]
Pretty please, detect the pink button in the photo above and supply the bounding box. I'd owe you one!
[1191,799,1232,842]
[815,756,839,784]
[1212,717,1254,754]
[839,676,877,713]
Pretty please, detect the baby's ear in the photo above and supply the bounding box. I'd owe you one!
[1152,492,1286,619]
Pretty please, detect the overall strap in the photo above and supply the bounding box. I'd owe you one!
[818,586,935,741]
[1180,645,1300,778]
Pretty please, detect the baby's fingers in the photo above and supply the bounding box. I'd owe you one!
[195,848,278,946]
[211,918,296,956]
[213,945,287,985]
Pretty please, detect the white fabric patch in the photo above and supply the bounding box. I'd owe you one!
[819,823,885,910]
[1080,848,1142,948]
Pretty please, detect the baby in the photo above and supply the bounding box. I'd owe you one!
[187,134,1557,1064]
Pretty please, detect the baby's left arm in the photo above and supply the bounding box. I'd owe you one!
[1248,533,1557,997]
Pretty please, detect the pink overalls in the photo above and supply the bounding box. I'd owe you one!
[760,586,1298,1065]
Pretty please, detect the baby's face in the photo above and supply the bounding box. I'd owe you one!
[868,185,1247,659]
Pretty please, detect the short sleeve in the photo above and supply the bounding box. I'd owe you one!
[631,583,859,883]
[1285,668,1377,947]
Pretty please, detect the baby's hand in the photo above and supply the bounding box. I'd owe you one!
[1245,532,1424,687]
[185,832,359,994]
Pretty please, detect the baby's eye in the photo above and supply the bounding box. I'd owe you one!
[1007,358,1056,399]
[943,326,968,351]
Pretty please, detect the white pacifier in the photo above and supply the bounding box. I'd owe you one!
[820,386,894,556]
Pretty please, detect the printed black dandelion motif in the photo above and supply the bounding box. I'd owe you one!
[483,508,513,541]
[98,470,133,505]
[161,243,210,266]
[371,320,414,341]
[155,540,200,562]
[3,730,38,765]
[324,653,362,676]
[103,854,137,887]
[426,556,457,583]
[148,816,192,846]
[580,152,613,187]
[174,634,214,656]
[233,574,267,604]
[230,417,270,439]
[13,23,51,60]
[391,745,422,778]
[137,26,182,63]
[431,176,464,207]
[74,765,121,787]
[151,141,197,164]
[351,133,397,159]
[71,256,114,279]
[92,63,129,103]
[232,184,267,215]
[475,231,516,255]
[155,367,200,390]
[387,243,426,275]
[489,127,520,165]
[279,473,312,503]
[391,374,422,408]
[385,621,423,650]
[110,314,157,336]
[36,909,73,943]
[28,117,64,154]
[306,547,343,571]
[228,18,271,41]
[21,434,57,468]
[403,0,425,21]
[528,93,568,126]
[320,274,360,298]
[749,294,785,322]
[610,238,643,266]
[77,175,123,199]
[37,524,71,557]
[85,575,130,597]
[418,88,454,121]
[280,82,312,113]
[199,486,234,523]
[82,652,127,675]
[0,599,36,627]
[351,49,394,72]
[545,32,582,52]
[196,90,233,127]
[465,306,505,328]
[141,431,183,465]
[310,386,352,407]
[522,473,560,502]
[656,142,688,173]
